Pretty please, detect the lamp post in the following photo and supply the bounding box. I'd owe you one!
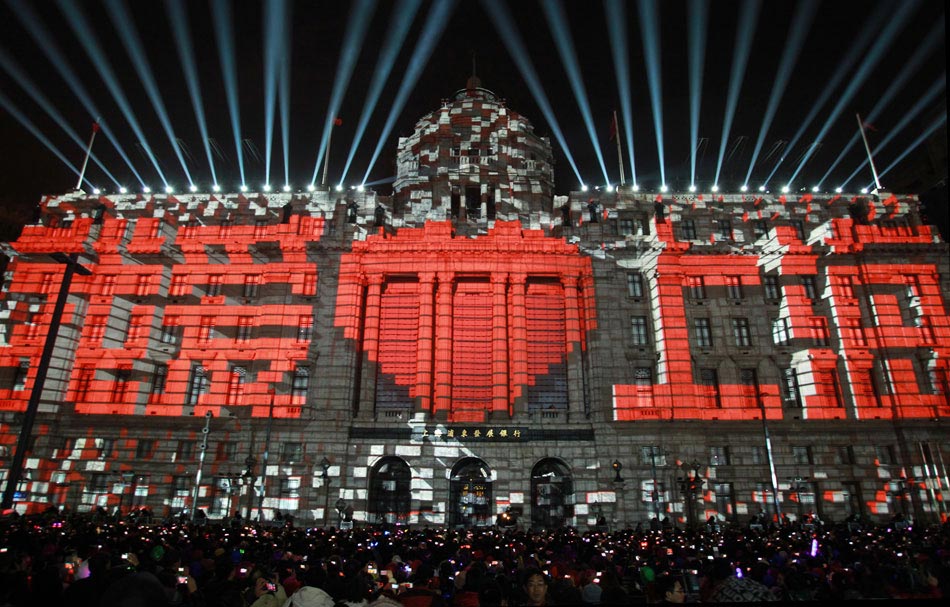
[256,389,276,522]
[678,461,704,529]
[115,471,134,516]
[1,253,91,511]
[649,447,666,521]
[243,454,257,520]
[790,476,809,521]
[321,457,331,528]
[191,411,212,520]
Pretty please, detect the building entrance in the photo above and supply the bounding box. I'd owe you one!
[449,458,493,528]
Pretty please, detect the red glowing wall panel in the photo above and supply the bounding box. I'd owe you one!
[333,221,595,421]
[376,280,421,407]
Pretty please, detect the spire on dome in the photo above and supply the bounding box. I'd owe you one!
[466,51,481,90]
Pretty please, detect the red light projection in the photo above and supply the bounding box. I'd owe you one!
[334,221,595,421]
[0,210,323,419]
[613,207,950,421]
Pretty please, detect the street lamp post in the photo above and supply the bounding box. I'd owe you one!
[678,461,705,529]
[243,454,257,520]
[256,389,276,522]
[1,253,91,511]
[191,411,213,520]
[790,476,809,521]
[321,457,331,528]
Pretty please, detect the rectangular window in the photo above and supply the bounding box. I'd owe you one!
[810,317,830,346]
[763,275,780,299]
[751,446,766,465]
[101,275,117,296]
[694,318,713,348]
[149,363,168,396]
[714,482,735,519]
[135,274,150,297]
[700,368,721,407]
[875,445,896,465]
[237,316,253,343]
[90,474,110,493]
[626,272,644,298]
[126,315,146,342]
[111,368,130,403]
[719,219,733,241]
[630,316,650,346]
[198,316,215,343]
[792,219,806,241]
[782,367,801,406]
[838,275,855,298]
[75,366,94,400]
[740,368,758,387]
[755,482,774,507]
[297,315,313,342]
[97,438,114,459]
[302,272,317,296]
[732,317,752,347]
[619,218,635,236]
[279,477,301,498]
[793,446,813,465]
[135,439,154,459]
[171,476,190,497]
[640,446,667,466]
[40,272,56,294]
[291,366,310,399]
[161,315,180,345]
[753,220,769,238]
[243,275,261,299]
[207,275,223,297]
[170,275,187,297]
[802,276,818,301]
[53,437,74,459]
[12,361,29,391]
[836,445,855,465]
[225,366,246,406]
[726,276,743,300]
[281,442,303,464]
[688,276,706,299]
[216,441,236,461]
[187,364,210,406]
[254,219,268,239]
[88,315,107,342]
[176,440,195,461]
[772,317,790,345]
[844,318,867,346]
[710,446,730,466]
[681,219,696,240]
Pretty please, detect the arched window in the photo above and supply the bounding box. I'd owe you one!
[449,458,493,528]
[367,457,411,525]
[531,458,573,529]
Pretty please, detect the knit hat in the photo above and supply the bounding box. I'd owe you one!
[581,583,602,604]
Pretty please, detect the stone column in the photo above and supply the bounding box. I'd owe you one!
[416,273,436,415]
[433,272,454,418]
[358,274,384,419]
[562,275,583,417]
[508,274,528,416]
[491,273,510,417]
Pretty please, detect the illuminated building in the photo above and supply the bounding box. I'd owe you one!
[1,80,948,527]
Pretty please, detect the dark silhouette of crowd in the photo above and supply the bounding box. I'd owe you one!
[1,508,947,606]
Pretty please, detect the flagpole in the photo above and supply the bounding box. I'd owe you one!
[321,126,332,188]
[75,121,100,191]
[856,113,882,191]
[613,110,625,186]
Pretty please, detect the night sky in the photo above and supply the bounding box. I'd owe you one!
[0,0,946,237]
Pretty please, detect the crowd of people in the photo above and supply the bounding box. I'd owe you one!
[1,508,947,606]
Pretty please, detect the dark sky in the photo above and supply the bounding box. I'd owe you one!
[0,0,946,233]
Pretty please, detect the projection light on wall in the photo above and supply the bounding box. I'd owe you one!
[631,184,640,192]
[835,187,843,193]
[660,185,668,193]
[811,186,820,192]
[143,186,152,193]
[119,187,128,194]
[581,184,589,192]
[307,184,316,192]
[240,184,248,193]
[740,185,748,192]
[758,186,766,192]
[93,188,101,195]
[781,186,790,193]
[711,185,719,193]
[165,185,174,194]
[263,184,272,192]
[689,185,697,193]
[335,184,344,192]
[189,184,198,193]
[860,187,868,194]
[212,184,221,193]
[605,185,614,193]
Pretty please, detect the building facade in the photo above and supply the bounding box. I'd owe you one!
[1,83,949,528]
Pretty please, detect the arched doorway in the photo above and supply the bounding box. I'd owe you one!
[367,456,411,525]
[531,458,573,529]
[449,458,493,528]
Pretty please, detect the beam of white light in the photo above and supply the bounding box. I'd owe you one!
[481,0,584,185]
[263,0,291,187]
[166,0,219,187]
[0,47,119,187]
[104,0,194,187]
[604,0,638,187]
[687,0,709,188]
[762,0,898,187]
[9,0,144,188]
[786,0,923,188]
[842,74,946,189]
[339,0,422,185]
[742,0,819,187]
[637,0,666,186]
[818,19,942,188]
[211,0,246,186]
[362,0,457,184]
[279,7,293,189]
[310,0,379,186]
[871,114,948,186]
[541,0,610,184]
[714,0,761,187]
[54,0,168,186]
[0,90,93,190]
